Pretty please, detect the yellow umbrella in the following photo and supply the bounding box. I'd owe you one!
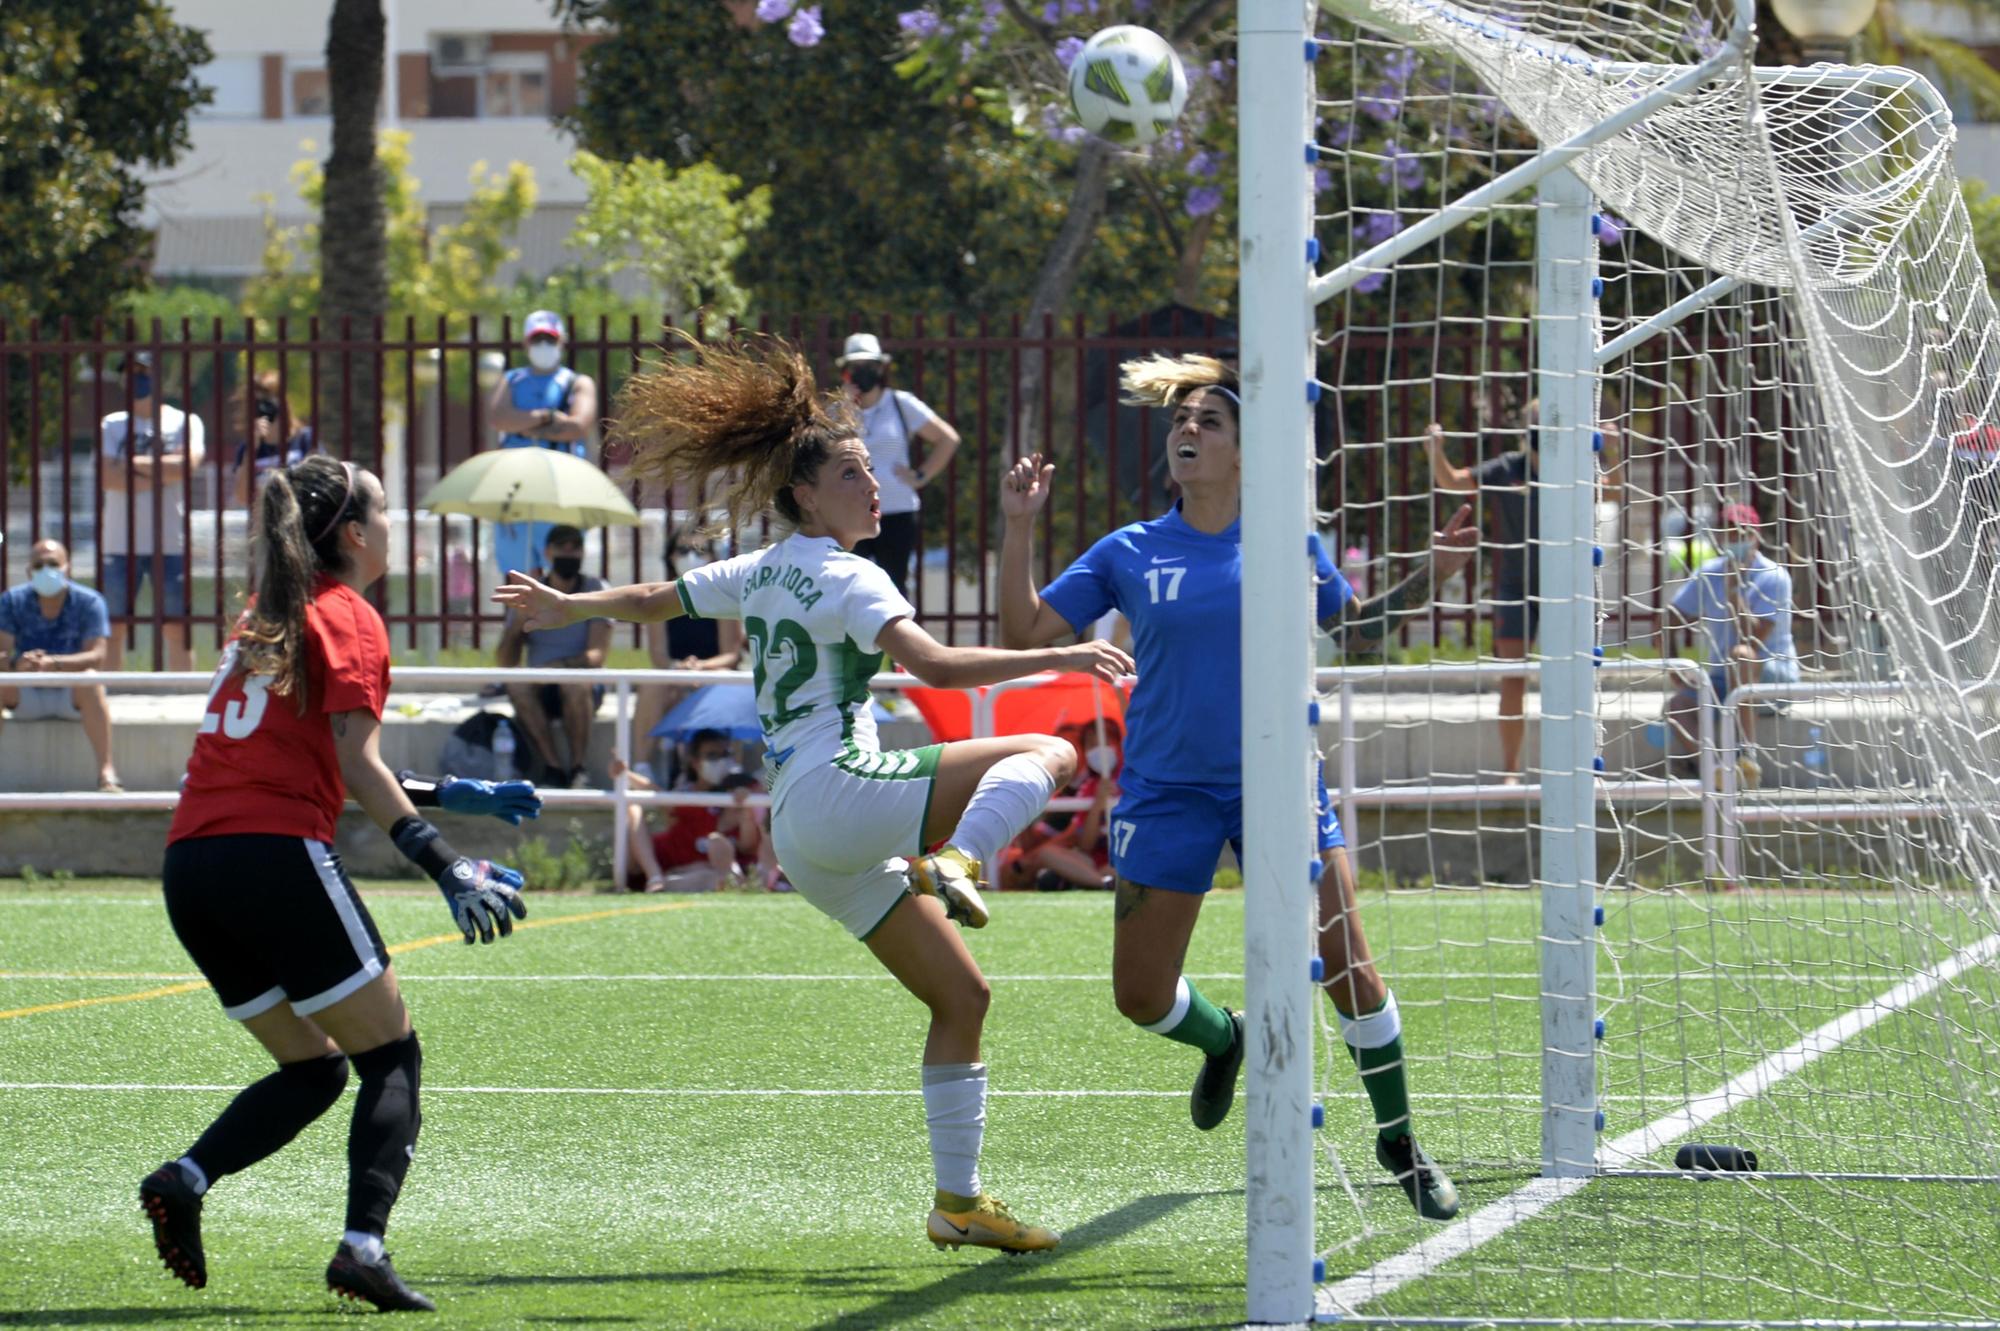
[420,446,641,528]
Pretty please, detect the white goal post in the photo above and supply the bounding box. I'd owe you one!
[1239,0,2000,1323]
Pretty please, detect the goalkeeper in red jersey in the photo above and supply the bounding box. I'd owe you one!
[140,456,537,1311]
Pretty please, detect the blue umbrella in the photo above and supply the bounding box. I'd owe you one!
[649,683,893,742]
[650,684,762,742]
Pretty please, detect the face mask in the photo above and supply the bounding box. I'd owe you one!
[1085,745,1120,777]
[29,566,65,597]
[549,555,583,580]
[131,373,153,400]
[526,342,563,373]
[1726,541,1755,564]
[697,758,732,785]
[847,365,883,393]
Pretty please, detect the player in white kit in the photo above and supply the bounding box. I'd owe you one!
[495,336,1131,1254]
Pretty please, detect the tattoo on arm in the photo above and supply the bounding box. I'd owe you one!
[332,713,348,738]
[1330,562,1436,654]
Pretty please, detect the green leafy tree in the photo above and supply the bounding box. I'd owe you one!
[567,152,771,325]
[0,1,209,472]
[242,133,535,456]
[1858,0,2000,118]
[246,132,537,329]
[553,0,1206,320]
[1966,181,2000,303]
[0,2,212,331]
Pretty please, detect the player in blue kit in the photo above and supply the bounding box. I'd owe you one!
[999,354,1475,1220]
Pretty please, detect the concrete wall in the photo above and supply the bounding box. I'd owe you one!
[0,684,1932,877]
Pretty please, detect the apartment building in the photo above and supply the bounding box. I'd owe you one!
[141,0,604,288]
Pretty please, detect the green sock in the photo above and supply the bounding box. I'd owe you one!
[1141,976,1236,1058]
[1349,1038,1413,1140]
[1341,992,1412,1140]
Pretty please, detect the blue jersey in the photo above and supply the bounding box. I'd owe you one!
[500,365,584,457]
[1040,505,1352,788]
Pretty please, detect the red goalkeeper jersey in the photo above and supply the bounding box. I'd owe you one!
[169,578,391,846]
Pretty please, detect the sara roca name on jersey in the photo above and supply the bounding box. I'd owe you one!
[673,534,915,805]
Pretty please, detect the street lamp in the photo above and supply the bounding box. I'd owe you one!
[1769,0,1879,62]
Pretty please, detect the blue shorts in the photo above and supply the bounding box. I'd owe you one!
[100,554,187,619]
[1107,771,1344,895]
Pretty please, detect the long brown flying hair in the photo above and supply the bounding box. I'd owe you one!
[236,454,369,708]
[610,333,857,532]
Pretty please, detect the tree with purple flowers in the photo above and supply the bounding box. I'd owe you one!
[555,0,1250,327]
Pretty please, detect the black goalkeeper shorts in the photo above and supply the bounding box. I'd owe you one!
[163,834,390,1021]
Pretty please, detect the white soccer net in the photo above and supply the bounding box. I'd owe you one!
[1295,0,2000,1322]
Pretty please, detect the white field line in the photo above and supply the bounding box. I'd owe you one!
[0,890,1957,908]
[0,970,1934,984]
[0,1081,1669,1105]
[1315,930,2000,1321]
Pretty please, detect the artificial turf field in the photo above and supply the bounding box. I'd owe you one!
[2,880,1997,1329]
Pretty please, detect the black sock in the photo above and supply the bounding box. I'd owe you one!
[186,1052,349,1184]
[345,1032,423,1236]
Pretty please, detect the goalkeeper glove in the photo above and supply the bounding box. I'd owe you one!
[438,776,543,825]
[391,816,530,944]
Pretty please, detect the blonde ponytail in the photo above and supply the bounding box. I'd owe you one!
[1119,353,1240,411]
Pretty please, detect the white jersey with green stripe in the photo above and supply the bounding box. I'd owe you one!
[674,533,916,806]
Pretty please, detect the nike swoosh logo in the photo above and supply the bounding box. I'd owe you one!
[1149,556,1184,565]
[937,1218,971,1236]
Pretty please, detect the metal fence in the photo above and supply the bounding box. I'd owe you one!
[2,313,1832,662]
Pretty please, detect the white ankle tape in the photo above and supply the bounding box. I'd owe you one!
[1138,976,1194,1035]
[1338,991,1402,1050]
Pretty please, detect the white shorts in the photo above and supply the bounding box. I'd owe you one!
[6,687,81,721]
[771,743,944,939]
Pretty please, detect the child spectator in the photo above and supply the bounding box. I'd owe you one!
[610,731,782,892]
[996,719,1122,891]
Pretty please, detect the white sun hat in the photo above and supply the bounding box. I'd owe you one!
[836,332,890,365]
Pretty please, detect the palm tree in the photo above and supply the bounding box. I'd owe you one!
[320,0,387,458]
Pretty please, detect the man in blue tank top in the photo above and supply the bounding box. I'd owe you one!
[485,310,600,579]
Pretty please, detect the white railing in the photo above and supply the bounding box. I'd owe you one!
[3,659,1736,887]
[18,658,1884,894]
[1713,679,1995,886]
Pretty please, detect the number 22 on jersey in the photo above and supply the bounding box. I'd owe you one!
[743,615,817,728]
[198,642,272,739]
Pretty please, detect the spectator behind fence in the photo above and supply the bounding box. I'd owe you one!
[0,539,121,792]
[496,524,608,788]
[837,332,961,599]
[99,351,204,672]
[631,528,745,779]
[230,370,316,508]
[996,719,1121,892]
[485,310,599,581]
[1663,502,1799,791]
[1426,402,1622,784]
[610,736,781,893]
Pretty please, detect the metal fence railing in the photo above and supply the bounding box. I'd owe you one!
[4,315,1835,660]
[2,663,1737,891]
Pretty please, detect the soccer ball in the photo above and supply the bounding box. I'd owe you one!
[1067,26,1189,147]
